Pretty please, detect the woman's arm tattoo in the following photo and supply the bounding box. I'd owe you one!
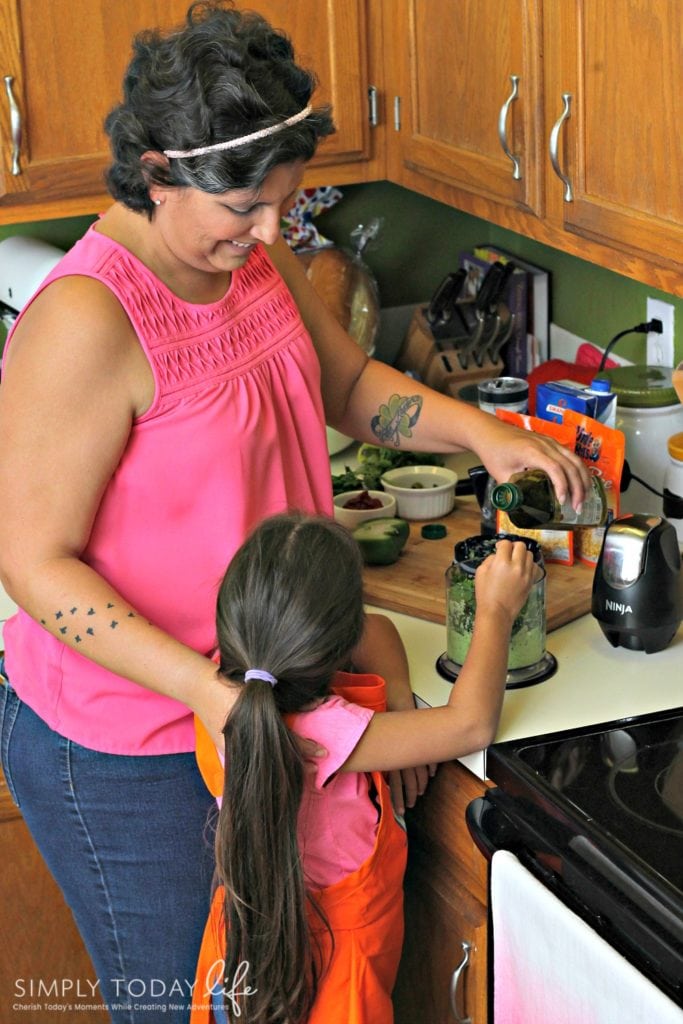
[371,393,423,447]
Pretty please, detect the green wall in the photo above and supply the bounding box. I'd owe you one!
[2,181,681,366]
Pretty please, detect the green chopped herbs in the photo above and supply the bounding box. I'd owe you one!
[332,466,365,496]
[332,444,445,493]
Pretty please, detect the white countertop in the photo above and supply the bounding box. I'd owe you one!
[335,442,683,779]
[368,604,683,779]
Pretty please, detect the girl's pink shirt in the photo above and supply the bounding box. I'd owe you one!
[2,227,333,754]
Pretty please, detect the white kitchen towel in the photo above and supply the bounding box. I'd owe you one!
[491,849,683,1024]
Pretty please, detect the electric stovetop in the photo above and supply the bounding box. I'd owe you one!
[484,707,683,1001]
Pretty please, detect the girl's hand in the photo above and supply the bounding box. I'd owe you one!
[474,539,537,626]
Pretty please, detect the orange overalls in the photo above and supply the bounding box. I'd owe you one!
[191,672,408,1024]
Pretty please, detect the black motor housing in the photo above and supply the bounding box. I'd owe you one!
[591,514,683,654]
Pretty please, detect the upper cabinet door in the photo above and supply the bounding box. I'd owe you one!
[386,0,544,216]
[252,0,376,177]
[0,0,379,221]
[0,1,194,208]
[544,1,683,269]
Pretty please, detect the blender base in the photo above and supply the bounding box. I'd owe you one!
[435,651,558,690]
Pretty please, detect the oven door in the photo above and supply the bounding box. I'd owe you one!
[467,792,683,1017]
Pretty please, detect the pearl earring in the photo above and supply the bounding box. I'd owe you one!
[153,199,161,206]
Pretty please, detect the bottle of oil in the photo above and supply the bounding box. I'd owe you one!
[491,469,607,529]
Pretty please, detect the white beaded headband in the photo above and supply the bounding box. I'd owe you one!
[163,104,312,159]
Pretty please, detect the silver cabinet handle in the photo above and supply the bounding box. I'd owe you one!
[368,85,378,127]
[498,74,521,180]
[549,92,573,201]
[3,75,21,175]
[449,940,472,1023]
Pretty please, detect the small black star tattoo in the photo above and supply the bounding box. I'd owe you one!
[70,607,77,615]
[55,611,63,620]
[59,626,67,635]
[87,608,96,616]
[107,603,114,609]
[75,635,82,643]
[110,620,118,629]
[86,627,94,636]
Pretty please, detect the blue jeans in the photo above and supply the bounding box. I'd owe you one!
[0,669,216,1024]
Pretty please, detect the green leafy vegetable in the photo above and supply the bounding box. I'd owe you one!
[356,444,445,491]
[332,466,365,496]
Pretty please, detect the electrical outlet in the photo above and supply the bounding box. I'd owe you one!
[646,297,675,366]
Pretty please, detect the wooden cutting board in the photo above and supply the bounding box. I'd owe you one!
[362,498,596,631]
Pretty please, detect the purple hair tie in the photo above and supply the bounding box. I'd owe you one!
[244,668,278,687]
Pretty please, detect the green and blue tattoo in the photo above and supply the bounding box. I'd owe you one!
[371,393,423,447]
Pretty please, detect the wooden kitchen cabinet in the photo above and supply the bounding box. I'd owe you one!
[385,0,545,219]
[384,0,683,296]
[0,0,383,224]
[393,760,490,1024]
[542,2,683,274]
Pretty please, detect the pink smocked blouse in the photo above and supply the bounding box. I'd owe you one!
[2,226,333,754]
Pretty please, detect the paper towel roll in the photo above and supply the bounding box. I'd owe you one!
[0,235,66,313]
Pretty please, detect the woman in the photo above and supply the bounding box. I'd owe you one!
[0,2,588,1020]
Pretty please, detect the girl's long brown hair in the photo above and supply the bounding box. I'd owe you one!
[214,512,365,1023]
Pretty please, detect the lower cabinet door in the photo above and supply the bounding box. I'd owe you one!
[393,845,488,1024]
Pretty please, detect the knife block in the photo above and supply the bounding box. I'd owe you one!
[395,307,503,398]
[424,349,504,397]
[395,307,438,379]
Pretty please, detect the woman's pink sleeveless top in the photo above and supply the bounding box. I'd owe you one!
[2,226,333,754]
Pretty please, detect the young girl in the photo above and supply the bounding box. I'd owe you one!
[191,512,535,1024]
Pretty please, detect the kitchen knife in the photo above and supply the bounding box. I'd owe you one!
[425,269,467,330]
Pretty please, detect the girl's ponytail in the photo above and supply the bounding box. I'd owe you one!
[215,678,317,1022]
[213,513,365,1023]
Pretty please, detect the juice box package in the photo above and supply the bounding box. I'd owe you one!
[536,379,616,427]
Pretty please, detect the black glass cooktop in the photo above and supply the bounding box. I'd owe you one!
[487,708,683,899]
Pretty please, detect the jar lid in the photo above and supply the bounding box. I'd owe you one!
[597,366,680,408]
[453,532,543,575]
[477,376,529,405]
[421,523,447,540]
[668,431,683,459]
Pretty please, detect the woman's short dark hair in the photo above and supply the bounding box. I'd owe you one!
[104,0,335,215]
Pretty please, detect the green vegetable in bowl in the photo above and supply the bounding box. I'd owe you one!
[356,444,445,490]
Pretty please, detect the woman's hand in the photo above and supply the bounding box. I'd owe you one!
[475,418,590,511]
[474,539,537,626]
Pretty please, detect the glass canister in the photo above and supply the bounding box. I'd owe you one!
[445,534,547,672]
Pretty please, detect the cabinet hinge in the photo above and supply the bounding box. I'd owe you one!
[368,85,378,127]
[393,96,401,132]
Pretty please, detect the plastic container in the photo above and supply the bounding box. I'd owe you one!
[602,365,683,515]
[445,534,546,672]
[477,376,528,415]
[663,432,683,545]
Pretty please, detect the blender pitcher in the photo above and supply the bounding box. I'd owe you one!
[439,534,557,689]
